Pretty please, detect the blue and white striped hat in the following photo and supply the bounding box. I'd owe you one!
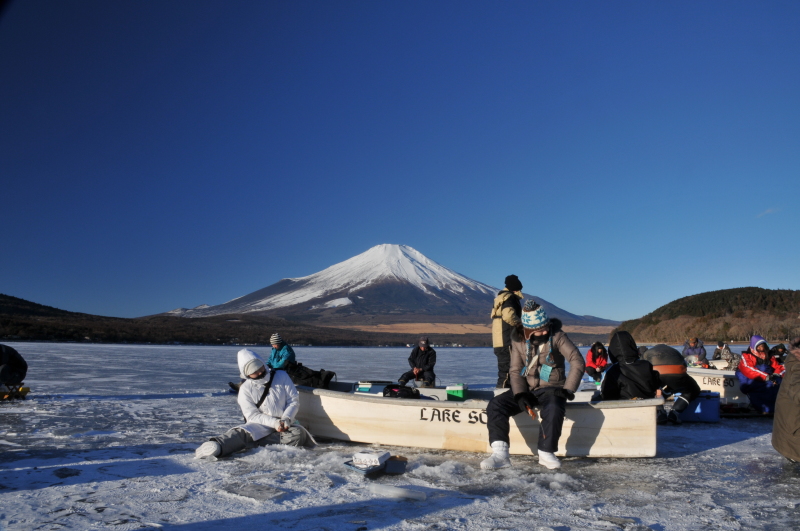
[521,300,549,330]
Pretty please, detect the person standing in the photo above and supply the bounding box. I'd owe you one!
[196,349,309,459]
[490,275,523,388]
[772,338,800,462]
[481,301,585,471]
[398,337,436,387]
[267,333,296,369]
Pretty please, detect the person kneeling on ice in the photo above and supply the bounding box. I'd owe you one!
[481,301,584,471]
[196,349,310,459]
[736,335,785,415]
[585,342,610,382]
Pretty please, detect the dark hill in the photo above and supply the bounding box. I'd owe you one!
[614,287,800,343]
[0,293,608,346]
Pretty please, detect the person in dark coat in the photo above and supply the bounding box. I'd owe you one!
[0,344,27,386]
[601,332,662,401]
[643,344,701,424]
[770,343,789,365]
[772,338,800,462]
[398,337,436,387]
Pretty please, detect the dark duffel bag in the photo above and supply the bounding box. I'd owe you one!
[286,362,336,389]
[382,384,420,399]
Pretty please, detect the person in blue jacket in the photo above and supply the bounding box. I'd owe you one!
[267,333,296,369]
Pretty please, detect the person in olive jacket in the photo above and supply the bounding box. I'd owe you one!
[398,337,436,387]
[481,300,585,471]
[490,275,523,388]
[772,338,800,462]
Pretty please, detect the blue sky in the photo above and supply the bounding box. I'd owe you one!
[1,1,798,322]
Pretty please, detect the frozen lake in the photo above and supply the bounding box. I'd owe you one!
[1,342,797,530]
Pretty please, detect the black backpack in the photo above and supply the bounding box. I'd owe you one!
[285,362,336,389]
[382,384,421,399]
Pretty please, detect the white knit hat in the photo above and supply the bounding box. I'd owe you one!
[270,333,283,345]
[243,357,265,377]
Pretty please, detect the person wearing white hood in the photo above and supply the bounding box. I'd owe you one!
[195,349,309,459]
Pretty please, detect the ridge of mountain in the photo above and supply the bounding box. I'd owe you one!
[614,287,800,343]
[167,244,619,327]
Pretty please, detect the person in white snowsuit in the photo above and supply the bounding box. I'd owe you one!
[195,349,310,459]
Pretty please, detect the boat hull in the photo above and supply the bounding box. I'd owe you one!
[687,368,748,406]
[296,386,661,458]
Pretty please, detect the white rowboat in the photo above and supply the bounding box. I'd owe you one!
[296,382,663,458]
[686,367,749,406]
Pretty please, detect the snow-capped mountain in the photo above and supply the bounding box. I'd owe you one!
[167,244,617,326]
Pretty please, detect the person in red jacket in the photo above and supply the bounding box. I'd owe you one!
[736,335,785,414]
[585,342,609,382]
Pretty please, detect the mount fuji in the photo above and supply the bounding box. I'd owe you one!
[166,244,618,327]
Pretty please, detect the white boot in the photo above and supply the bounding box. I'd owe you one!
[480,441,511,469]
[537,449,561,469]
[195,441,221,459]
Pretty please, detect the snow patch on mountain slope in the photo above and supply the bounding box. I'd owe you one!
[310,297,353,310]
[230,244,496,313]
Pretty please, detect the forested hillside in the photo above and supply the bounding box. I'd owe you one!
[614,288,800,343]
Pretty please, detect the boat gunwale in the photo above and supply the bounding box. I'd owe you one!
[297,386,664,410]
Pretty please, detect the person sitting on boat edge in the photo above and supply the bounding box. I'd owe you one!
[600,331,662,401]
[736,335,785,415]
[490,274,523,388]
[481,301,585,471]
[682,337,708,364]
[713,341,732,360]
[585,342,610,382]
[772,337,800,462]
[0,344,27,387]
[267,332,296,369]
[398,337,436,388]
[197,349,311,459]
[770,343,789,365]
[643,344,700,425]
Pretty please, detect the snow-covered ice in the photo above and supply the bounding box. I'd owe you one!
[1,342,798,530]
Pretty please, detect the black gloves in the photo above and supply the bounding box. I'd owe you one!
[553,388,575,401]
[514,392,538,412]
[769,374,780,382]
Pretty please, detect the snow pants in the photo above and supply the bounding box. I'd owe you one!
[211,426,308,458]
[741,380,781,414]
[399,370,435,386]
[493,346,511,388]
[487,389,567,453]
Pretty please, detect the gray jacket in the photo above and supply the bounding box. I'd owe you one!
[509,319,585,395]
